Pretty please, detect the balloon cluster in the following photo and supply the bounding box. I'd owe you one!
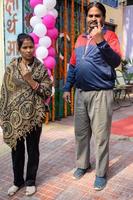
[29,0,58,77]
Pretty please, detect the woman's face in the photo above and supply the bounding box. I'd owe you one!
[19,39,35,61]
[86,6,105,31]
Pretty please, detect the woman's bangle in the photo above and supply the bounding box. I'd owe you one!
[32,82,39,90]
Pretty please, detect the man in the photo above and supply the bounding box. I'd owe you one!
[63,2,121,190]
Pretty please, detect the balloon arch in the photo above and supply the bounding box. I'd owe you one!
[29,0,58,88]
[29,0,58,122]
[28,0,89,123]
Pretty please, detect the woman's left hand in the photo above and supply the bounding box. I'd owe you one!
[19,61,39,89]
[20,62,33,82]
[22,71,33,82]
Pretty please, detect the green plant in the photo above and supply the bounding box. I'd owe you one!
[121,58,133,84]
[121,59,129,72]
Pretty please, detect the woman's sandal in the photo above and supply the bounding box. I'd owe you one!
[8,185,19,196]
[26,186,36,196]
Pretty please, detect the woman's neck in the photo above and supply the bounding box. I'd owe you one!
[21,57,34,65]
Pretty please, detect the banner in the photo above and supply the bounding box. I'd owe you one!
[4,0,23,65]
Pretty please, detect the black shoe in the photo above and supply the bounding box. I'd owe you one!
[73,164,91,179]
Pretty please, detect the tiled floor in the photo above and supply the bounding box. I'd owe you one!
[0,105,133,200]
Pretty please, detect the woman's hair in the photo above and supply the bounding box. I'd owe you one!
[85,2,106,18]
[17,33,34,50]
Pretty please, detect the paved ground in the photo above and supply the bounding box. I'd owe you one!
[0,104,133,200]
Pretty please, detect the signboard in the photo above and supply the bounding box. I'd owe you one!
[100,0,118,8]
[4,0,23,65]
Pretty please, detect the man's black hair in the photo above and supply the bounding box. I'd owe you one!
[85,2,106,18]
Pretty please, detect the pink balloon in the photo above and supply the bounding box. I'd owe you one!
[30,0,43,8]
[47,28,58,40]
[48,46,56,57]
[43,56,56,70]
[35,44,39,49]
[29,32,39,44]
[47,69,51,77]
[45,97,51,104]
[42,15,56,29]
[33,44,38,56]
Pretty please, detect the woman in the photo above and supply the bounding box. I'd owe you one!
[0,33,52,196]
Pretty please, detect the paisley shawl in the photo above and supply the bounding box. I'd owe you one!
[0,57,52,149]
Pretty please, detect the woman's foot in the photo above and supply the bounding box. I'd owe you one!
[26,186,36,196]
[8,185,19,196]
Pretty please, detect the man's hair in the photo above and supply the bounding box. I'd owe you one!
[17,33,34,50]
[85,2,106,18]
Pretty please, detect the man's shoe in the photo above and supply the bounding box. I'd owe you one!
[94,176,107,191]
[73,165,91,179]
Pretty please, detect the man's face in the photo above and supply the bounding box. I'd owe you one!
[86,6,105,31]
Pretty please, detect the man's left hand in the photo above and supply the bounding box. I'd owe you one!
[90,21,104,44]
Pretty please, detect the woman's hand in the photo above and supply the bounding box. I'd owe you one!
[19,61,38,89]
[19,61,33,82]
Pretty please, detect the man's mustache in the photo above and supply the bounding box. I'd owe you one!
[90,20,98,26]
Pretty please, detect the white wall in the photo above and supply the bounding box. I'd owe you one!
[0,0,4,87]
[104,4,124,46]
[123,5,133,59]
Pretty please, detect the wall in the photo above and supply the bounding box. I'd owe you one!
[123,5,133,59]
[104,4,124,46]
[0,0,23,87]
[0,0,4,87]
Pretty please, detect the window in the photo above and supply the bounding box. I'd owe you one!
[105,22,117,32]
[127,0,133,5]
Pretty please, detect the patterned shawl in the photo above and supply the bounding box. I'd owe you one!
[0,57,52,149]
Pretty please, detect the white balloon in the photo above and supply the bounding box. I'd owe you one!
[30,16,42,28]
[48,8,58,18]
[33,23,47,37]
[43,0,56,10]
[39,36,52,48]
[34,4,47,18]
[37,57,43,63]
[36,46,48,59]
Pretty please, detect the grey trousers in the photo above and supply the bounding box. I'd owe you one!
[74,89,113,177]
